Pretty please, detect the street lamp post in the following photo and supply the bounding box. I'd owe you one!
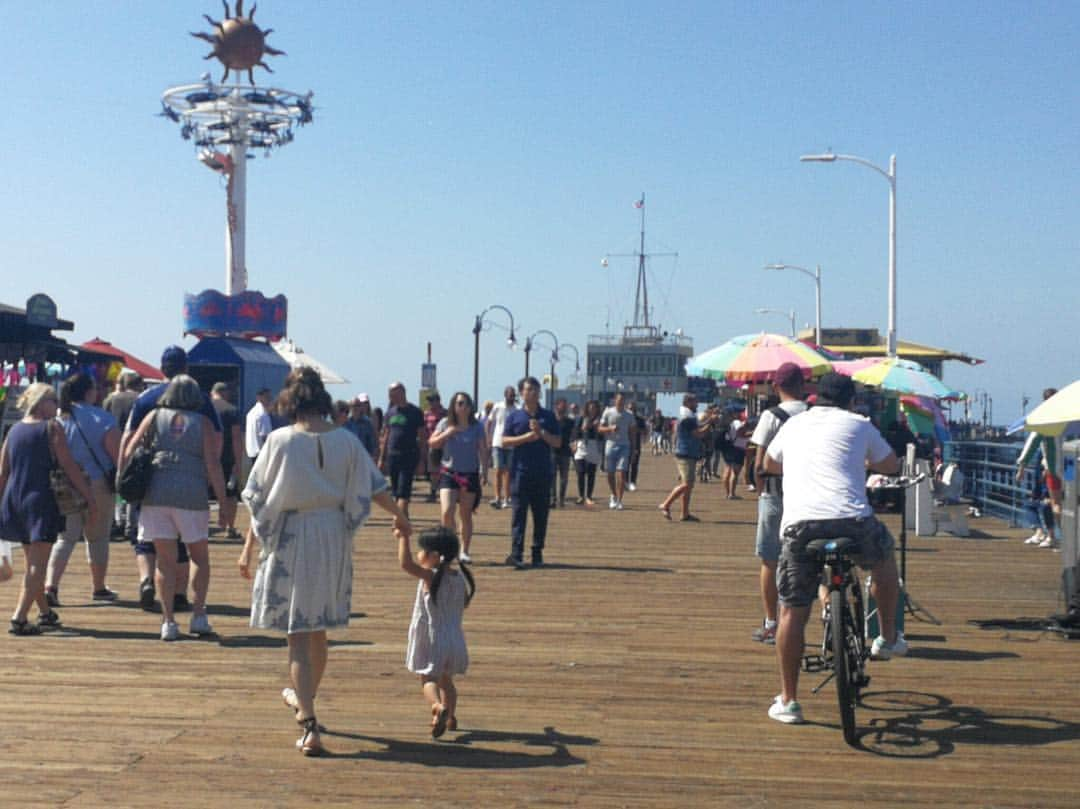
[764,263,822,347]
[473,305,516,406]
[524,329,559,382]
[801,152,897,357]
[754,307,796,338]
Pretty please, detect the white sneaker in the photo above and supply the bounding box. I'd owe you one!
[609,496,618,510]
[1038,535,1057,549]
[615,500,625,510]
[160,621,179,642]
[768,695,805,724]
[870,632,909,660]
[1024,532,1045,545]
[459,552,472,564]
[189,613,213,636]
[627,482,637,492]
[500,499,510,509]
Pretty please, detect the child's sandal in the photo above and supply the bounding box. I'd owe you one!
[447,716,458,732]
[37,610,62,630]
[431,704,450,739]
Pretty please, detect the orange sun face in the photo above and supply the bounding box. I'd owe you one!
[191,1,286,84]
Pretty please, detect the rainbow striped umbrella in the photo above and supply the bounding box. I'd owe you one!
[845,357,964,400]
[685,333,832,385]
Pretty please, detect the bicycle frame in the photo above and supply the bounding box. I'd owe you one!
[801,539,871,745]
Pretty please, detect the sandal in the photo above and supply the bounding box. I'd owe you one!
[296,716,325,757]
[37,610,62,630]
[8,618,41,636]
[283,688,327,732]
[431,704,450,739]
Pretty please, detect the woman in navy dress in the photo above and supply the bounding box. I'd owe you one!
[0,383,96,635]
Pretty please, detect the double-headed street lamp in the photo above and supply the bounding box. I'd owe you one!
[754,307,796,338]
[524,329,559,380]
[764,263,822,347]
[472,304,516,406]
[801,151,897,357]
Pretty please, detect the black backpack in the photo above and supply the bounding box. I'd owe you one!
[758,406,792,495]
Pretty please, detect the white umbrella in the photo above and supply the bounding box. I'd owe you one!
[272,339,349,385]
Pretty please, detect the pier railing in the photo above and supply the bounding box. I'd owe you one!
[944,440,1033,527]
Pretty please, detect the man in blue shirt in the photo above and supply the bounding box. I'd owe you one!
[119,345,224,612]
[501,376,560,568]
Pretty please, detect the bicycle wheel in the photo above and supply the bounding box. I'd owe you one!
[830,589,858,745]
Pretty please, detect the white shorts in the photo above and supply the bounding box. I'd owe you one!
[138,505,209,544]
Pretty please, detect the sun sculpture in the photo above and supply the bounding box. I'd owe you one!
[192,1,285,84]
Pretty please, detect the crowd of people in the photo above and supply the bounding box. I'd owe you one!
[10,348,1073,750]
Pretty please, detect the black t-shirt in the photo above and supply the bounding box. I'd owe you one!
[555,415,576,456]
[213,399,240,465]
[385,403,423,458]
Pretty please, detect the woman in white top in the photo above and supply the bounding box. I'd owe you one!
[238,368,410,757]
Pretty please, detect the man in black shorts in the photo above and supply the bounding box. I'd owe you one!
[378,381,425,518]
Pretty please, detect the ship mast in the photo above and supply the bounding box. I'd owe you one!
[607,193,677,339]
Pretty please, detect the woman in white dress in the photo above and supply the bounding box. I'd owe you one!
[238,368,410,756]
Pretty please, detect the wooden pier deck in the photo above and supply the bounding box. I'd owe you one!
[2,454,1077,808]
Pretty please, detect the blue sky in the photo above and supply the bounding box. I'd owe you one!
[3,2,1076,422]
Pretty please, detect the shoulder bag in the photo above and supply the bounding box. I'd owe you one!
[47,421,88,516]
[117,409,158,503]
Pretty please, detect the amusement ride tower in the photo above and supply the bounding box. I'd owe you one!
[159,1,314,339]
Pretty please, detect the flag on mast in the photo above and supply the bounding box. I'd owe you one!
[634,198,644,209]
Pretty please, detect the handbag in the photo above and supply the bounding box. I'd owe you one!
[47,423,88,516]
[117,410,158,503]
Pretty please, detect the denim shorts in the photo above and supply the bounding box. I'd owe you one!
[605,443,630,472]
[755,493,783,563]
[777,516,895,608]
[492,447,513,470]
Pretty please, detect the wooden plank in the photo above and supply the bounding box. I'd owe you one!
[1,454,1076,807]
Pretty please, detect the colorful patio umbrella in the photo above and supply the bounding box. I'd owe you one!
[841,357,964,400]
[685,332,831,385]
[899,395,950,444]
[1025,380,1080,436]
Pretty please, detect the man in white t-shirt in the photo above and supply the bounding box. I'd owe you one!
[486,386,517,508]
[748,362,808,644]
[762,372,905,726]
[245,388,273,462]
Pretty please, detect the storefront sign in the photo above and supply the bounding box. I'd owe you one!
[25,294,58,328]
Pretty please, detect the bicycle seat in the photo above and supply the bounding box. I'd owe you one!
[805,536,861,556]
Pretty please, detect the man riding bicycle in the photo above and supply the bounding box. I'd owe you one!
[762,372,908,725]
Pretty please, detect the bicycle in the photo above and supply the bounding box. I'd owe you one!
[800,529,870,746]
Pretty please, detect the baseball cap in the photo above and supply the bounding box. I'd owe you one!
[351,393,370,406]
[773,362,804,390]
[815,372,855,407]
[160,345,187,376]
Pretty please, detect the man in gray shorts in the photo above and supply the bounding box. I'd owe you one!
[748,362,807,644]
[598,392,636,510]
[762,372,907,726]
